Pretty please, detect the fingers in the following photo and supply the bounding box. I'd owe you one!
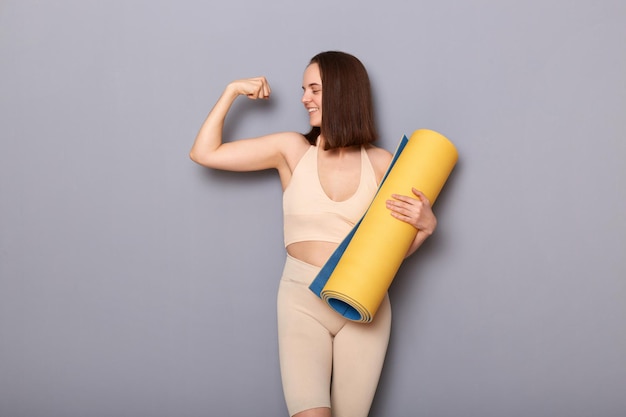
[385,188,435,230]
[385,199,414,219]
[409,188,433,208]
[389,188,431,207]
[230,77,271,99]
[385,195,418,219]
[261,77,271,97]
[246,76,271,99]
[253,76,271,99]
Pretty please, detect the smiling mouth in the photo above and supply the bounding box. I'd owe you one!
[307,108,318,113]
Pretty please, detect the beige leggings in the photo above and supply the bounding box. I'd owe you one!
[277,255,392,417]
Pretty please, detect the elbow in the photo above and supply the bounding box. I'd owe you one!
[189,149,211,167]
[189,149,200,164]
[189,149,222,169]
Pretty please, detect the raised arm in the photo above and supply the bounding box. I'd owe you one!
[189,77,300,174]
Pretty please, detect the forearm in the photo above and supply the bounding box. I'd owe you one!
[405,229,432,258]
[189,85,239,166]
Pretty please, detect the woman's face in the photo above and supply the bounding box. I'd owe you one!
[301,63,322,127]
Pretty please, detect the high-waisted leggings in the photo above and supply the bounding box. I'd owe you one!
[277,255,392,417]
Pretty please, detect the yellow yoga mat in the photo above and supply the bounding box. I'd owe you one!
[309,129,458,323]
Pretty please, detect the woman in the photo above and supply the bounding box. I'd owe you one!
[190,51,437,417]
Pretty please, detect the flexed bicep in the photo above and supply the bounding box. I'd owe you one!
[189,77,284,171]
[197,132,300,173]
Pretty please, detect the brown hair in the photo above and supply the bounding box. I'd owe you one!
[303,51,378,150]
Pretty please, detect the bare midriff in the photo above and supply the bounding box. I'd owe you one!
[286,241,339,268]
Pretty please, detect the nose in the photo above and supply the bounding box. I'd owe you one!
[301,90,310,104]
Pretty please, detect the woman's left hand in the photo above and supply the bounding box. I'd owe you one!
[386,188,437,236]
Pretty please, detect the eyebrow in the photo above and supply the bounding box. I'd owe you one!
[302,83,322,89]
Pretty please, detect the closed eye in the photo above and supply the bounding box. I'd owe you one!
[302,83,322,92]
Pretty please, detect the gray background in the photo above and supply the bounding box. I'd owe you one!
[1,0,624,416]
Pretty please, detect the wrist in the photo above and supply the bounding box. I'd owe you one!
[223,83,241,100]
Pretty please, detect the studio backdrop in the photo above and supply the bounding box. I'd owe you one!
[1,1,625,416]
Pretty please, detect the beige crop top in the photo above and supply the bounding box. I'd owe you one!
[283,143,379,247]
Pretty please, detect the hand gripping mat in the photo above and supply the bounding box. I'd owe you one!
[309,129,458,322]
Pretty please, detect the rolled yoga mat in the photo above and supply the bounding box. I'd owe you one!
[309,129,458,323]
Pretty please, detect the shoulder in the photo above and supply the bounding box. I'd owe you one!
[267,132,312,186]
[365,144,393,183]
[272,131,311,167]
[277,131,311,147]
